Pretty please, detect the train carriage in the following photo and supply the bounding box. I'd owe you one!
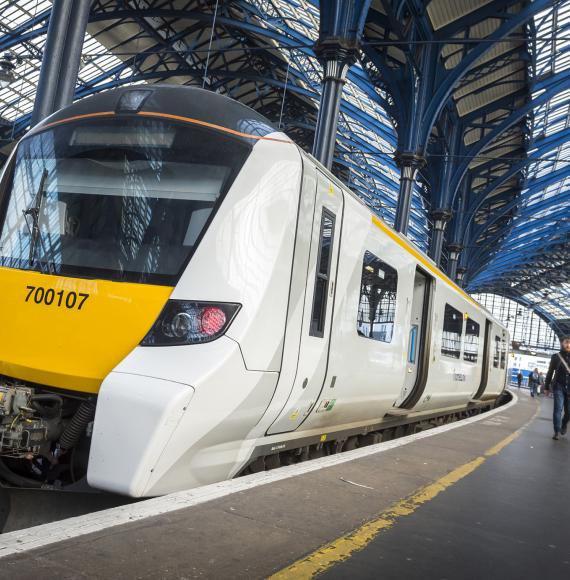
[0,86,509,496]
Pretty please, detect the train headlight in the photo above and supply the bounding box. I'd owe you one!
[141,301,240,346]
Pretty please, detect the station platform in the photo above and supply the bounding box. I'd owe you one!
[1,390,567,580]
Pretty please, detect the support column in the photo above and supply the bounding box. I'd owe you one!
[31,0,92,126]
[456,202,472,284]
[447,243,463,281]
[447,180,467,279]
[393,153,426,235]
[312,0,370,169]
[312,52,354,169]
[393,44,434,236]
[429,208,452,266]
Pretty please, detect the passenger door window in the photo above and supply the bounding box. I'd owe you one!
[441,304,463,359]
[493,336,501,368]
[464,319,480,363]
[309,209,335,337]
[356,251,398,343]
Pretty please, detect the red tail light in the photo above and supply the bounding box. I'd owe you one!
[201,306,227,336]
[141,301,240,346]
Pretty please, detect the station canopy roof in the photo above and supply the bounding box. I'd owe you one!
[0,0,568,338]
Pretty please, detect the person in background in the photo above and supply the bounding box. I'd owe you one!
[528,368,540,397]
[545,336,570,440]
[517,370,523,389]
[538,372,545,396]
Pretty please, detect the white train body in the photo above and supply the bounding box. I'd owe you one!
[0,87,509,496]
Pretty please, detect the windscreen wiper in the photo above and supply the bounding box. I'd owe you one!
[22,168,49,269]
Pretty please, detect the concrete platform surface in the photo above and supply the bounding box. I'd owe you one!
[0,391,548,580]
[320,392,570,580]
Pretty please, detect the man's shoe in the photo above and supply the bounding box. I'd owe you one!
[553,433,560,440]
[561,425,568,435]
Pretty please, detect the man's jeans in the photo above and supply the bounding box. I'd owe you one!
[531,384,537,397]
[553,387,570,433]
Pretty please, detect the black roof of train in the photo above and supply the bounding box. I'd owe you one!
[34,85,278,141]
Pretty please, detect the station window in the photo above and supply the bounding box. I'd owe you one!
[441,304,463,359]
[500,339,507,369]
[309,209,335,337]
[493,336,501,368]
[356,251,398,342]
[464,318,480,363]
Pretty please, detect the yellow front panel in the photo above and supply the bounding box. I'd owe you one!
[0,267,173,393]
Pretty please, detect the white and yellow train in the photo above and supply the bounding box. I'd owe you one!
[0,86,509,496]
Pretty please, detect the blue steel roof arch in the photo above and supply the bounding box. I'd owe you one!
[469,208,570,273]
[360,1,541,272]
[469,162,570,250]
[461,124,570,227]
[450,70,570,185]
[0,7,50,51]
[0,0,430,249]
[364,0,554,156]
[421,1,553,135]
[470,237,569,290]
[355,1,570,336]
[0,2,399,146]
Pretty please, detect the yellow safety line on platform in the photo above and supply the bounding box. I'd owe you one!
[484,430,521,456]
[269,407,536,580]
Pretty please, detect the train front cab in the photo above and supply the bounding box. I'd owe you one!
[88,134,305,496]
[0,88,307,496]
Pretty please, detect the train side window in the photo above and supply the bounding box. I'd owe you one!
[464,319,480,363]
[493,336,501,368]
[356,251,398,342]
[500,339,507,369]
[309,209,335,337]
[441,304,462,359]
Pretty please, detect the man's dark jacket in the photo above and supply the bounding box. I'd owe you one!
[545,351,570,391]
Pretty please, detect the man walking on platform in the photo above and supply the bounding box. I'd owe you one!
[545,336,570,440]
[529,368,540,397]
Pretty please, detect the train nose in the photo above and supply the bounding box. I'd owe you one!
[0,267,172,393]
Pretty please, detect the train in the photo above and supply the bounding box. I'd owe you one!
[0,86,509,496]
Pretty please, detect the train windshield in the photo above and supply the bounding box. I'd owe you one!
[0,117,251,284]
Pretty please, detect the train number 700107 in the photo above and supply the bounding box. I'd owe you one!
[25,285,90,310]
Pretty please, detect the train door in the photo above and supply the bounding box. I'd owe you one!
[395,269,433,408]
[267,171,344,434]
[473,320,491,400]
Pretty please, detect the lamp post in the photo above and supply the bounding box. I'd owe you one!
[456,267,467,287]
[447,243,463,281]
[429,208,452,266]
